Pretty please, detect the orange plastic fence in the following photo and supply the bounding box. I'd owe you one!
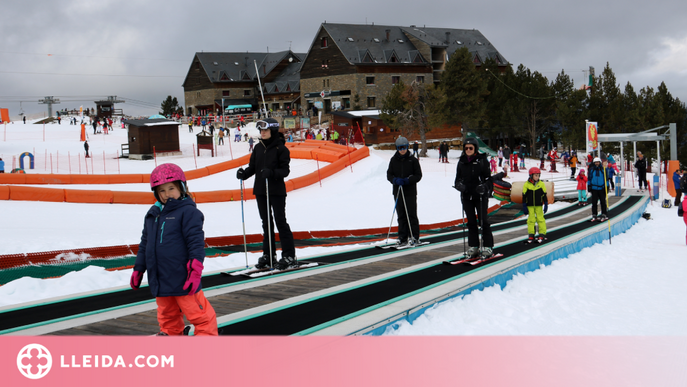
[1,147,369,204]
[0,201,507,271]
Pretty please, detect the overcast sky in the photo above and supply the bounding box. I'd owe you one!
[1,0,686,119]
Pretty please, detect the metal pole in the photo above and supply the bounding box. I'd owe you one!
[670,123,677,160]
[266,178,274,269]
[620,141,624,187]
[657,140,661,200]
[240,180,249,268]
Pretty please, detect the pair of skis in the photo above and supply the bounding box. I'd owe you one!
[442,253,504,266]
[224,262,320,278]
[376,240,430,250]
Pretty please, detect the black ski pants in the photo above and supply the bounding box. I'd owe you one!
[462,194,494,248]
[396,188,419,242]
[256,194,295,258]
[590,189,608,217]
[638,170,647,189]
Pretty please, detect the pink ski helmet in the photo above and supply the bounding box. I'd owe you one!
[150,163,187,200]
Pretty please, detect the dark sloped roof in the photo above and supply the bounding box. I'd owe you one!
[401,26,507,64]
[321,23,423,64]
[262,57,304,95]
[188,51,303,85]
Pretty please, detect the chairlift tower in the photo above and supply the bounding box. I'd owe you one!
[38,96,60,118]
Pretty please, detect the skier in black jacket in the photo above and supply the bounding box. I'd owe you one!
[454,137,494,258]
[236,118,295,270]
[634,152,648,192]
[386,136,423,246]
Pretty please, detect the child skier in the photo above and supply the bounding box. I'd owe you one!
[576,169,588,206]
[522,167,548,243]
[489,156,497,173]
[588,157,609,221]
[130,163,218,336]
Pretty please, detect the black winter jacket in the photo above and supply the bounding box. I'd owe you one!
[455,152,491,199]
[634,158,647,172]
[243,135,290,195]
[386,151,422,196]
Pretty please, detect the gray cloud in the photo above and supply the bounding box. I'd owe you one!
[2,0,686,118]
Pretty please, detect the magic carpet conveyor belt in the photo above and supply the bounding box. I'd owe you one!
[0,200,587,334]
[215,196,642,335]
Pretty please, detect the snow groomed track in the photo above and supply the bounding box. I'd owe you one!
[0,195,645,336]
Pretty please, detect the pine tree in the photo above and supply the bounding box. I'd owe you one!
[160,96,181,116]
[434,47,489,130]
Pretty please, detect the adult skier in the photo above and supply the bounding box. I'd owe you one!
[386,136,423,246]
[587,157,609,221]
[635,152,648,192]
[454,138,494,258]
[236,118,296,270]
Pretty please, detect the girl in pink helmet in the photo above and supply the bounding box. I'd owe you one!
[130,163,218,336]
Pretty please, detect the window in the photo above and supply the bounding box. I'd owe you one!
[326,79,330,87]
[323,79,326,88]
[222,90,230,97]
[196,92,201,98]
[321,37,328,48]
[342,98,350,109]
[367,97,376,108]
[272,103,280,111]
[416,76,424,83]
[244,90,251,96]
[366,76,375,85]
[391,76,400,85]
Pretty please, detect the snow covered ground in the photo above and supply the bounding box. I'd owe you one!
[1,118,685,336]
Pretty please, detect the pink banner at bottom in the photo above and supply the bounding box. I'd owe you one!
[2,336,686,386]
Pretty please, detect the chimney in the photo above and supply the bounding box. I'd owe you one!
[386,29,391,42]
[244,56,248,67]
[445,31,450,44]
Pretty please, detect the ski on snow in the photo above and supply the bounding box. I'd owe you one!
[223,262,320,278]
[376,241,430,250]
[442,255,482,265]
[468,253,505,265]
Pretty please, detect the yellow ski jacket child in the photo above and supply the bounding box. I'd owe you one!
[522,167,548,243]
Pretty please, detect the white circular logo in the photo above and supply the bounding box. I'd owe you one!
[17,344,52,380]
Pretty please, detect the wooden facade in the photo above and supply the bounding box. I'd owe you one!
[126,119,181,159]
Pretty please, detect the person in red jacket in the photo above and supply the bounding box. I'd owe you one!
[576,169,588,206]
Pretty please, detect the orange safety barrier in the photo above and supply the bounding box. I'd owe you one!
[24,174,72,184]
[9,186,65,202]
[289,148,314,159]
[184,167,210,180]
[0,173,27,184]
[64,189,114,204]
[1,147,370,203]
[70,174,110,184]
[312,149,344,163]
[0,185,9,200]
[112,191,155,205]
[108,174,144,184]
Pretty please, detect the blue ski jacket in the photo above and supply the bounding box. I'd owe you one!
[588,165,609,191]
[134,197,205,297]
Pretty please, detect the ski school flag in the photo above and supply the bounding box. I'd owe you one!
[587,121,598,152]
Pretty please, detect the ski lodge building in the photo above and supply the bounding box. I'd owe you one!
[182,23,508,143]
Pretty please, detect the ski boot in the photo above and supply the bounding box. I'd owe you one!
[275,256,297,270]
[466,246,480,258]
[395,239,408,247]
[255,253,278,269]
[526,234,535,244]
[537,235,547,243]
[598,214,609,222]
[481,247,493,259]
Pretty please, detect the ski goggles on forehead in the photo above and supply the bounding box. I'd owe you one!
[396,145,408,150]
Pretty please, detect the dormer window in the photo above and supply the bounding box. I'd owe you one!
[347,37,354,42]
[321,37,328,48]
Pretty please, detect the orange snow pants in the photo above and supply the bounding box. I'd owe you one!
[156,290,218,336]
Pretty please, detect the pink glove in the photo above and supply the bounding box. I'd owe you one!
[183,260,204,295]
[130,270,144,290]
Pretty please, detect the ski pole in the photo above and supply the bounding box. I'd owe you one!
[478,193,484,254]
[240,179,249,268]
[385,189,401,244]
[399,186,415,243]
[461,193,467,258]
[603,166,612,244]
[266,177,274,268]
